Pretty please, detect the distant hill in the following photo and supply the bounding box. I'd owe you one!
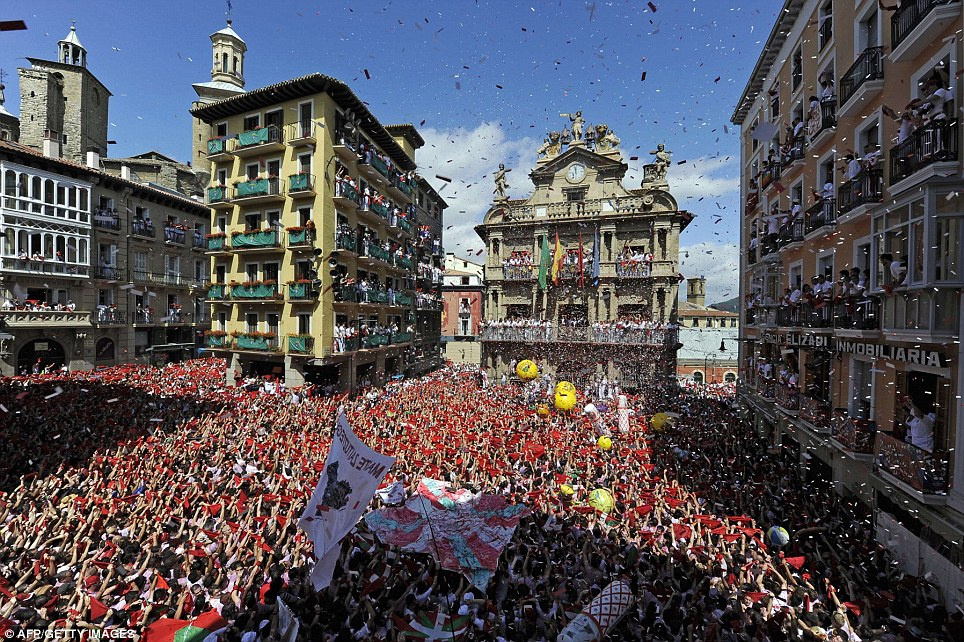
[709,296,740,313]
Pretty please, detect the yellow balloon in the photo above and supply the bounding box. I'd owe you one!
[517,360,539,381]
[587,488,615,514]
[559,484,574,497]
[597,435,613,450]
[536,404,549,417]
[555,380,576,396]
[650,412,670,431]
[554,390,577,411]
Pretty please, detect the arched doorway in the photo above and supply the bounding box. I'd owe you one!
[17,338,66,374]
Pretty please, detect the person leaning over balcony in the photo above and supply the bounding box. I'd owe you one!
[879,253,906,291]
[902,396,935,453]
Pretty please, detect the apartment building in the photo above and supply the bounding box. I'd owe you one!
[442,254,484,365]
[190,22,443,390]
[476,118,690,389]
[409,173,447,376]
[732,0,963,600]
[0,26,210,376]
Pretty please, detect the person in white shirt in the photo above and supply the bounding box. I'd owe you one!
[902,396,935,453]
[788,286,801,305]
[879,253,906,287]
[843,154,861,181]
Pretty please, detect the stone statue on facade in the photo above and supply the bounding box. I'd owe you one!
[536,137,551,158]
[594,124,620,151]
[560,111,585,141]
[493,163,511,201]
[648,143,672,182]
[545,131,563,157]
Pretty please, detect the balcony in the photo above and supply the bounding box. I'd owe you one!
[557,263,595,282]
[394,255,414,271]
[391,332,413,344]
[818,15,833,51]
[761,163,782,191]
[891,0,961,62]
[132,310,155,325]
[804,199,836,236]
[234,332,280,352]
[781,137,806,168]
[163,226,187,246]
[206,235,230,253]
[287,282,317,303]
[192,232,206,249]
[416,296,443,311]
[288,335,315,354]
[361,243,391,264]
[888,119,959,192]
[0,310,92,328]
[205,333,228,349]
[835,296,881,334]
[93,211,121,231]
[359,288,389,305]
[333,181,360,209]
[288,173,315,197]
[371,155,390,179]
[206,284,227,301]
[755,378,775,399]
[615,260,652,278]
[837,167,884,220]
[799,395,831,431]
[831,409,876,457]
[131,219,156,239]
[777,218,804,247]
[233,177,284,204]
[286,120,316,146]
[335,230,357,253]
[875,432,949,496]
[503,265,534,281]
[774,384,800,414]
[230,229,281,251]
[361,333,390,349]
[479,325,676,347]
[371,201,391,220]
[745,191,759,216]
[230,282,281,302]
[287,228,312,248]
[806,98,837,148]
[206,136,234,161]
[394,292,413,306]
[206,186,233,208]
[880,288,960,338]
[233,125,284,157]
[334,284,358,303]
[93,306,124,325]
[838,47,884,117]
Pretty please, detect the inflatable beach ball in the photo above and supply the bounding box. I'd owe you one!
[559,484,575,497]
[556,380,576,396]
[536,403,550,417]
[767,525,790,547]
[554,390,577,411]
[650,412,671,431]
[587,488,615,514]
[597,435,613,451]
[516,360,539,381]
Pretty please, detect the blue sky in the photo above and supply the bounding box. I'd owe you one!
[0,0,779,302]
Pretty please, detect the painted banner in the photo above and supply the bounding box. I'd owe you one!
[365,478,529,589]
[558,580,635,642]
[299,411,395,590]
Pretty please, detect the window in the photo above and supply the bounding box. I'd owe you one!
[460,276,469,285]
[724,372,736,383]
[913,54,952,120]
[245,163,259,180]
[860,8,878,50]
[850,358,873,420]
[266,210,281,228]
[243,114,260,131]
[299,207,313,227]
[692,317,700,327]
[98,288,114,306]
[133,251,148,280]
[195,260,204,282]
[935,193,962,282]
[263,263,279,283]
[216,216,227,233]
[872,198,922,289]
[298,153,311,174]
[217,312,227,332]
[858,118,879,159]
[817,253,834,280]
[818,1,833,50]
[215,264,226,284]
[266,313,279,336]
[791,47,802,90]
[298,314,311,335]
[215,122,228,138]
[216,169,227,186]
[769,84,780,120]
[264,110,283,130]
[245,212,261,231]
[266,159,281,178]
[246,263,259,282]
[693,371,704,383]
[246,313,259,333]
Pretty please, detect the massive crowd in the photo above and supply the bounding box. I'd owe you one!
[0,360,959,641]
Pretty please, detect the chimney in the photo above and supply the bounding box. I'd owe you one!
[85,146,100,169]
[120,164,131,180]
[42,129,61,158]
[686,276,706,308]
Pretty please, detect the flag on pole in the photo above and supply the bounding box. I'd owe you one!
[299,411,395,590]
[578,231,585,288]
[538,234,549,290]
[592,224,600,286]
[551,230,563,285]
[141,610,228,642]
[277,599,300,642]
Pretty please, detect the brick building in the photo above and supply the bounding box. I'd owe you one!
[441,254,484,365]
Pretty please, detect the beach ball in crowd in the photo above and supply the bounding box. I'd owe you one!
[597,435,613,451]
[517,360,539,381]
[588,488,615,514]
[559,484,575,498]
[650,412,671,431]
[536,403,550,417]
[767,525,790,547]
[555,390,577,411]
[556,380,576,396]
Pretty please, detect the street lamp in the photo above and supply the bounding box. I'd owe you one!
[703,339,728,397]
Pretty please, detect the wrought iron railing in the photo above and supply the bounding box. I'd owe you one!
[839,47,884,107]
[891,0,961,51]
[875,432,948,494]
[831,409,876,454]
[838,167,884,216]
[889,119,959,185]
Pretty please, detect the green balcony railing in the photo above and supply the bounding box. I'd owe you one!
[205,334,227,348]
[230,283,279,300]
[361,333,389,348]
[237,125,281,148]
[371,156,389,177]
[207,137,231,155]
[288,282,316,301]
[391,332,412,344]
[394,292,413,306]
[207,236,227,251]
[288,228,309,246]
[207,284,226,300]
[235,334,276,351]
[371,201,391,219]
[232,230,278,248]
[364,244,391,263]
[397,180,413,197]
[235,178,281,198]
[360,289,388,304]
[394,255,414,270]
[335,182,359,203]
[289,173,313,193]
[207,186,230,204]
[398,218,413,234]
[288,335,315,354]
[336,231,357,252]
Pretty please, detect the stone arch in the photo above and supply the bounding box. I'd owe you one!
[17,338,66,374]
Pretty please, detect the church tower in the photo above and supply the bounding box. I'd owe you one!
[191,20,247,172]
[17,23,110,162]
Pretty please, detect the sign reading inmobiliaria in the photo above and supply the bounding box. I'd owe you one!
[299,411,395,590]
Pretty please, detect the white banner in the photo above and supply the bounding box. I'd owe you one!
[299,411,395,590]
[277,598,300,642]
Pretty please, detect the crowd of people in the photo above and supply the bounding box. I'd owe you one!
[0,359,959,641]
[2,298,77,312]
[480,317,676,346]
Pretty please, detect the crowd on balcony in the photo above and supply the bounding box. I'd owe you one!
[332,320,413,353]
[95,303,121,323]
[481,316,675,344]
[93,206,119,228]
[416,261,443,283]
[747,266,880,329]
[134,303,155,324]
[418,227,443,255]
[415,290,442,309]
[163,221,191,244]
[131,216,154,236]
[620,246,653,265]
[2,298,77,312]
[503,250,533,267]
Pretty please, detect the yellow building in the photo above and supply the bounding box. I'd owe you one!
[190,25,436,390]
[732,0,963,602]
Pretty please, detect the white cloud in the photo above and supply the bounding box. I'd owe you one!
[678,241,740,305]
[625,154,740,204]
[417,122,537,259]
